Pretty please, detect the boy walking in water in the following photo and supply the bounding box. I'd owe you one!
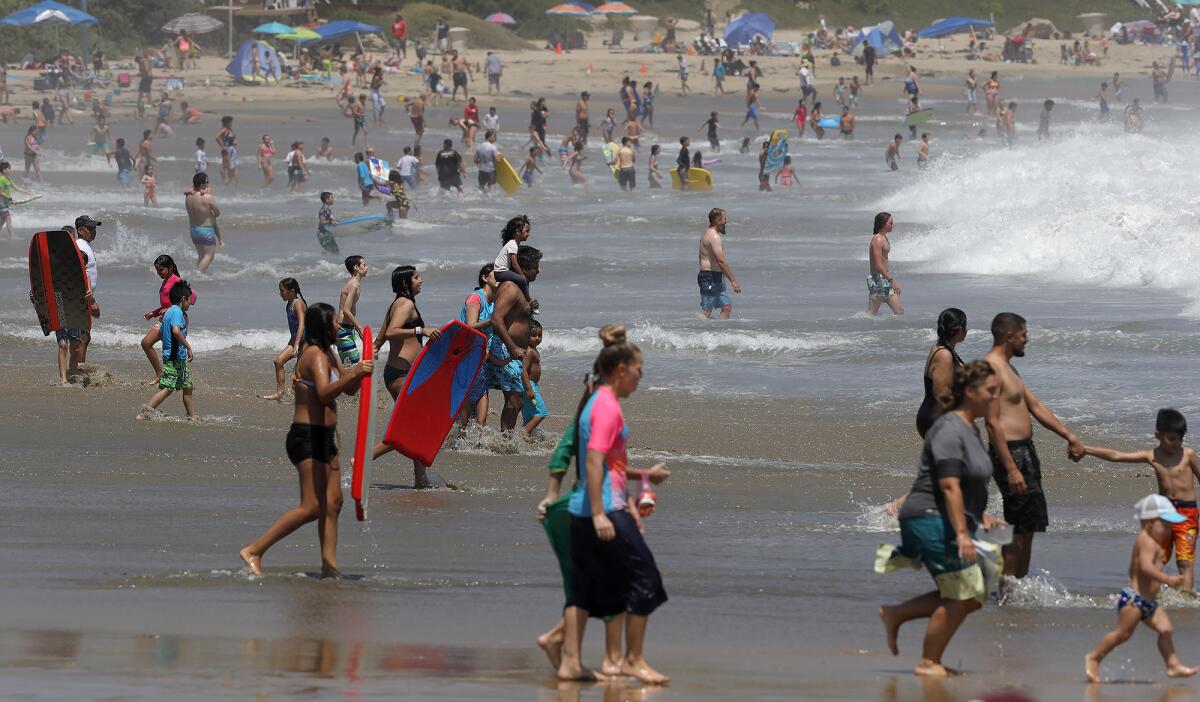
[317,191,339,255]
[137,282,196,420]
[521,320,547,435]
[1084,494,1198,683]
[1084,409,1200,589]
[335,255,367,365]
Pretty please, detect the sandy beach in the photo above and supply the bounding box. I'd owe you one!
[2,22,1200,701]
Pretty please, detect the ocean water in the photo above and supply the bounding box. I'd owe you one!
[2,74,1200,699]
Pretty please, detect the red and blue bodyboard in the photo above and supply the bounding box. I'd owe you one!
[382,320,487,466]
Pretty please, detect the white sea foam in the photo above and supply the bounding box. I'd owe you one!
[543,323,859,357]
[882,127,1200,315]
[0,321,288,352]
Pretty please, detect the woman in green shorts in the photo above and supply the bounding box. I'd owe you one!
[877,360,1005,677]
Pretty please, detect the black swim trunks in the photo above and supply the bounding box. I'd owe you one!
[285,423,338,464]
[990,438,1049,534]
[568,510,668,618]
[138,76,152,94]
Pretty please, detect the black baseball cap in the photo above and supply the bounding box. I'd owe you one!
[75,215,102,229]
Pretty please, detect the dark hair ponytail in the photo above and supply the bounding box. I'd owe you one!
[572,325,643,453]
[300,302,337,353]
[153,254,180,279]
[476,262,495,289]
[943,360,994,411]
[873,212,892,235]
[280,277,305,303]
[382,265,418,332]
[936,308,967,346]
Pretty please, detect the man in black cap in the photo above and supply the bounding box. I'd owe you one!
[575,91,590,145]
[74,214,101,363]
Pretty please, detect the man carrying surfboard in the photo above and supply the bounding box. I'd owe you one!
[0,161,35,240]
[490,245,542,433]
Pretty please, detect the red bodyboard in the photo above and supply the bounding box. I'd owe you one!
[382,320,487,466]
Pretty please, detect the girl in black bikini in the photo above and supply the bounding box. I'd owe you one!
[240,302,371,577]
[916,308,967,438]
[372,265,442,488]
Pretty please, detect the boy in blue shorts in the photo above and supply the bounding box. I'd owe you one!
[137,282,196,420]
[1085,495,1197,683]
[109,138,134,189]
[522,320,548,434]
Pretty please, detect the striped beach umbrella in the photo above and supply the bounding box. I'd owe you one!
[547,4,592,16]
[161,12,224,34]
[485,12,517,25]
[594,2,637,14]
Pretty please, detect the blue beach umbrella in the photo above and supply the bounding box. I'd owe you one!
[253,22,294,36]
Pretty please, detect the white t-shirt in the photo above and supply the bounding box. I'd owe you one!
[76,238,96,289]
[483,113,500,132]
[475,141,498,173]
[397,154,419,177]
[195,148,207,172]
[493,239,518,272]
[799,67,812,88]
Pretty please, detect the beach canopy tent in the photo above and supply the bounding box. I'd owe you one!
[0,0,98,27]
[226,39,281,82]
[308,20,382,41]
[485,12,517,25]
[724,12,774,46]
[917,16,992,39]
[850,21,903,57]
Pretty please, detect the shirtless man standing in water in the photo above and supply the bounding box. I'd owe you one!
[490,245,542,433]
[985,312,1084,579]
[184,172,222,273]
[697,208,740,319]
[866,212,902,316]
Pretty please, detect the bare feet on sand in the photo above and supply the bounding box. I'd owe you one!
[879,606,900,655]
[536,632,563,669]
[600,658,623,678]
[557,662,599,682]
[914,659,957,677]
[1167,663,1199,679]
[259,390,284,401]
[621,658,670,685]
[239,546,263,576]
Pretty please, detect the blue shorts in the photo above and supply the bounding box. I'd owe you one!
[189,225,217,246]
[401,175,416,192]
[55,327,82,343]
[487,337,525,393]
[700,289,732,310]
[522,380,548,422]
[118,168,131,185]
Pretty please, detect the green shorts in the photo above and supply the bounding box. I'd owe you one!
[875,514,993,603]
[543,491,573,601]
[159,358,192,391]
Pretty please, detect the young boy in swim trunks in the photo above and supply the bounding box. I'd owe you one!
[521,320,548,435]
[335,254,367,365]
[317,191,339,255]
[1084,409,1200,589]
[137,282,196,420]
[1084,494,1198,683]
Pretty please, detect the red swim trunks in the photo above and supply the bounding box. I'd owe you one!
[1163,500,1199,564]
